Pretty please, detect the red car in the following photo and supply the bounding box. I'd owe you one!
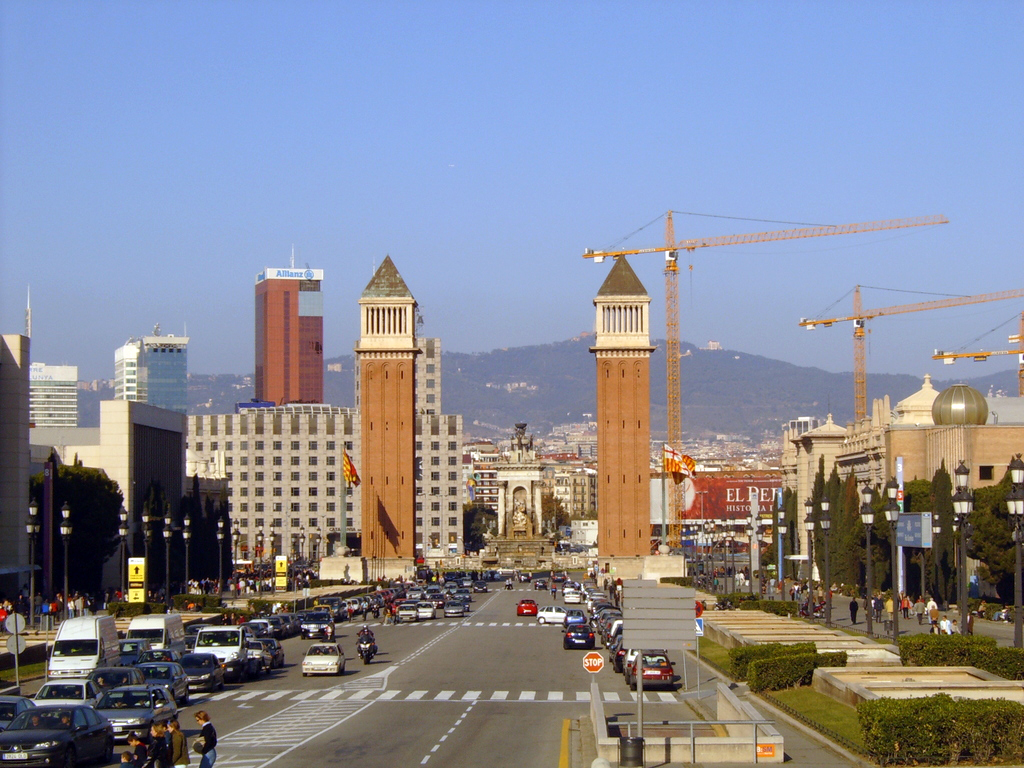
[625,652,676,691]
[516,599,538,616]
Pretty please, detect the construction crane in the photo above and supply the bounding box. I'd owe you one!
[583,213,948,524]
[933,312,1024,396]
[801,288,1024,420]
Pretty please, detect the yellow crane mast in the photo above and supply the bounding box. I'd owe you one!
[801,288,1024,420]
[583,213,948,524]
[932,311,1024,396]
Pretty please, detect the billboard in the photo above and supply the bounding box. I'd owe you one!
[651,473,781,524]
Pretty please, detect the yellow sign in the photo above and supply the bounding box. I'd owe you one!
[127,557,146,603]
[275,556,288,591]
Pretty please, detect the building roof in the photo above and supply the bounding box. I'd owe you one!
[893,374,938,425]
[794,413,846,441]
[362,256,413,299]
[596,257,647,297]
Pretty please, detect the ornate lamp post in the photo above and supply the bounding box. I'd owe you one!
[776,514,788,600]
[316,526,323,562]
[820,496,832,626]
[931,519,942,604]
[860,482,875,636]
[118,506,128,599]
[269,522,278,561]
[952,460,974,635]
[256,529,265,592]
[142,505,153,602]
[232,527,240,569]
[748,523,758,595]
[163,504,173,609]
[1006,454,1024,647]
[216,519,225,598]
[27,501,40,628]
[884,478,900,643]
[60,502,72,622]
[182,515,192,594]
[803,499,815,607]
[299,526,306,561]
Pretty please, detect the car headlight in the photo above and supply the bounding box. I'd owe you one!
[33,741,59,749]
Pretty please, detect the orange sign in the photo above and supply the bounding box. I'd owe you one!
[583,651,605,674]
[756,745,776,758]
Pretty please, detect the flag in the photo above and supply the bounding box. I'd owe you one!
[466,476,477,502]
[343,452,361,486]
[663,445,695,482]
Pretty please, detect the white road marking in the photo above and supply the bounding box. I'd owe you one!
[548,691,563,701]
[210,690,238,700]
[318,690,345,700]
[604,692,620,702]
[576,691,591,701]
[262,690,293,700]
[462,691,480,701]
[378,690,399,700]
[407,690,427,700]
[349,689,372,700]
[491,690,508,700]
[658,692,676,702]
[519,691,536,700]
[290,690,318,700]
[434,690,454,700]
[235,691,263,701]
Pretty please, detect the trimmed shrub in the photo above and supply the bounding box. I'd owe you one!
[728,642,816,680]
[737,599,800,617]
[747,650,848,693]
[658,577,693,587]
[970,646,1024,680]
[897,634,995,666]
[106,601,163,617]
[171,594,222,611]
[858,694,1024,765]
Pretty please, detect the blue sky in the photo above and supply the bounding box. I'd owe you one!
[2,2,1022,384]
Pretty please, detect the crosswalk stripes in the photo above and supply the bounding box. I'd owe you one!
[200,687,692,705]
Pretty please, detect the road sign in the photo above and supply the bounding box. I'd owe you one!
[275,555,288,591]
[621,581,697,651]
[128,557,146,603]
[4,613,26,634]
[695,618,704,637]
[583,651,604,674]
[5,635,27,655]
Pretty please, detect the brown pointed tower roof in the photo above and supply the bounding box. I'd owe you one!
[362,256,413,299]
[597,257,647,297]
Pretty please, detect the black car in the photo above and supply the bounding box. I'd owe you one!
[534,579,548,590]
[0,705,113,766]
[563,626,596,650]
[179,653,226,692]
[88,667,147,692]
[255,638,285,669]
[300,612,334,640]
[472,581,489,593]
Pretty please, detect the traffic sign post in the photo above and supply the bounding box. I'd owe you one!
[5,613,27,690]
[128,557,146,604]
[583,651,604,674]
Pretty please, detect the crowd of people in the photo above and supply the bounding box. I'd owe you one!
[120,712,217,768]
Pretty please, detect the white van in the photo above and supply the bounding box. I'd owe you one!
[126,614,186,653]
[48,615,120,678]
[194,626,257,683]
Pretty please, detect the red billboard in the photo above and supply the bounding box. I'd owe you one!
[652,473,781,524]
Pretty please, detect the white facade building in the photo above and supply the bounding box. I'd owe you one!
[29,362,78,427]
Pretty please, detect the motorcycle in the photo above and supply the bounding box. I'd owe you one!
[358,637,377,665]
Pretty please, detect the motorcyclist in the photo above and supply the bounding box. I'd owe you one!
[358,625,375,643]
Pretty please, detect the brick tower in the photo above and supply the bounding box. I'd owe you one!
[591,257,653,557]
[356,257,419,560]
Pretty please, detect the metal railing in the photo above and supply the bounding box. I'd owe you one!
[613,717,776,764]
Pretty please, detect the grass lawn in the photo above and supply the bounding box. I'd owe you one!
[767,687,866,749]
[0,660,47,685]
[695,637,732,675]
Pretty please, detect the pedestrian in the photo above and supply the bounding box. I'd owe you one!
[127,733,148,766]
[168,719,189,767]
[966,612,974,635]
[141,723,169,768]
[901,593,911,620]
[914,596,925,625]
[849,596,859,625]
[193,711,217,768]
[939,614,951,634]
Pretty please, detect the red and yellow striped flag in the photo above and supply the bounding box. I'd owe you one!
[663,445,695,481]
[343,451,361,486]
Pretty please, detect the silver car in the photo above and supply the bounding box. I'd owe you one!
[94,685,176,742]
[137,662,190,706]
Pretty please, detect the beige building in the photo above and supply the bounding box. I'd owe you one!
[1,335,31,595]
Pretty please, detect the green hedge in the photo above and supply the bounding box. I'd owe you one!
[898,634,1024,680]
[738,599,800,617]
[747,651,848,693]
[728,642,816,680]
[106,602,165,617]
[171,594,223,611]
[858,694,1024,765]
[658,577,693,587]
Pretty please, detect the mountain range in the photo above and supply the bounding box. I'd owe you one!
[78,335,1019,442]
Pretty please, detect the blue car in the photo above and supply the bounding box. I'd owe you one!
[563,609,587,628]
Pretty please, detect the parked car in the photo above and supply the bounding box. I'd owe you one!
[178,653,226,693]
[88,667,146,692]
[94,685,176,742]
[137,662,190,706]
[256,638,285,669]
[33,680,102,708]
[516,600,539,617]
[0,705,113,765]
[624,652,676,691]
[563,626,596,650]
[0,696,34,732]
[536,606,568,625]
[301,643,345,676]
[136,648,183,665]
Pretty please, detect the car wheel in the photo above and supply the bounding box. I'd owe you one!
[538,617,546,624]
[630,679,637,692]
[63,747,75,768]
[104,738,114,764]
[218,679,226,691]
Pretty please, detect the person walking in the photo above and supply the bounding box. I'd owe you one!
[849,596,859,625]
[168,719,189,767]
[141,723,169,768]
[914,596,926,625]
[193,712,217,768]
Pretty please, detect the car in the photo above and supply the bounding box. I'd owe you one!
[533,579,548,590]
[136,648,183,665]
[301,643,345,676]
[183,623,211,641]
[94,685,176,742]
[536,606,567,625]
[564,609,587,628]
[256,638,285,669]
[0,705,114,766]
[472,581,489,593]
[397,602,420,622]
[416,602,436,621]
[246,640,273,675]
[300,612,335,640]
[136,662,190,706]
[88,667,146,692]
[0,696,34,732]
[443,601,465,618]
[33,680,102,708]
[178,653,225,693]
[624,652,676,691]
[276,613,301,638]
[117,639,152,666]
[563,589,582,604]
[518,572,532,583]
[314,597,345,621]
[264,616,287,639]
[183,635,198,652]
[242,620,272,638]
[551,574,566,584]
[516,600,538,617]
[563,626,596,650]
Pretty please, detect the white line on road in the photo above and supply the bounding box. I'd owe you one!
[603,692,620,702]
[576,691,591,701]
[407,690,427,700]
[434,690,454,700]
[349,689,372,700]
[378,690,399,700]
[462,691,480,701]
[290,691,318,700]
[519,691,536,700]
[235,691,263,701]
[491,691,508,700]
[548,691,563,701]
[318,690,345,700]
[262,690,293,700]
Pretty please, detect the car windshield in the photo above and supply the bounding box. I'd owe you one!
[180,655,215,669]
[305,613,330,622]
[92,670,134,687]
[10,710,73,730]
[127,628,164,640]
[38,685,83,700]
[98,690,153,709]
[0,702,21,719]
[120,641,144,651]
[308,646,337,656]
[643,655,670,667]
[143,665,172,679]
[196,630,240,647]
[52,639,98,657]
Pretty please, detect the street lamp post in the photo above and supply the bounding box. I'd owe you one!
[952,461,974,635]
[143,506,153,603]
[182,515,191,594]
[804,499,815,612]
[163,505,173,609]
[777,516,788,600]
[256,529,265,592]
[269,523,277,561]
[60,502,72,622]
[316,526,323,562]
[748,523,758,595]
[1007,454,1024,648]
[27,501,40,628]
[820,496,832,626]
[885,478,900,644]
[118,506,128,599]
[232,528,240,569]
[216,519,225,598]
[861,482,875,636]
[299,526,306,561]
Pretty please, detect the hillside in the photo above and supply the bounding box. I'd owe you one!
[76,337,1019,441]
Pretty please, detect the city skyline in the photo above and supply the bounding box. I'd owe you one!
[2,3,1022,382]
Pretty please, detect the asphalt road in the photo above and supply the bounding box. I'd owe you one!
[177,584,713,768]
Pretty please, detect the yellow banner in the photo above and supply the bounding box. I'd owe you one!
[127,557,146,603]
[128,588,146,604]
[275,556,288,575]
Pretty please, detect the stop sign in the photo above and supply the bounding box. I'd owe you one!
[583,651,605,674]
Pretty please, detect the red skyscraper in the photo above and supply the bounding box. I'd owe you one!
[255,267,324,405]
